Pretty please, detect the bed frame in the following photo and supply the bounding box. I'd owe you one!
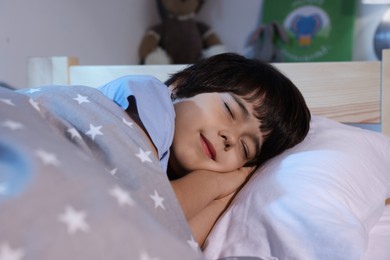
[27,50,390,204]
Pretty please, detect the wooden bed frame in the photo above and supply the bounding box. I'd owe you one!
[28,50,390,137]
[27,50,390,204]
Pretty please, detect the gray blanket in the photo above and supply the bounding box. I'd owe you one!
[0,86,203,259]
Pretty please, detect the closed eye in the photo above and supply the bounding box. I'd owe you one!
[241,141,249,159]
[224,102,234,119]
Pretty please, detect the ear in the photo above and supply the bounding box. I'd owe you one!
[196,0,205,13]
[245,25,265,46]
[168,84,176,92]
[272,22,289,43]
[168,84,178,100]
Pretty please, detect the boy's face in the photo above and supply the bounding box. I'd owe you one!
[169,92,264,178]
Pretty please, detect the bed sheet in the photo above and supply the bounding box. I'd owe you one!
[0,86,203,259]
[364,204,390,260]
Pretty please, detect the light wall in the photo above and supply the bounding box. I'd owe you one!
[0,0,386,89]
[0,0,159,88]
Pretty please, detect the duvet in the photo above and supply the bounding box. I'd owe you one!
[0,86,203,259]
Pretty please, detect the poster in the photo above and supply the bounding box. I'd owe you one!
[261,0,357,62]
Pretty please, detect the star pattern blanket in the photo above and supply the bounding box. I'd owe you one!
[0,86,203,260]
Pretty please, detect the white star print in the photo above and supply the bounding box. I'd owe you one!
[67,128,82,140]
[29,98,40,111]
[122,117,134,128]
[139,250,159,260]
[35,149,60,166]
[187,236,199,252]
[109,186,135,207]
[106,167,118,177]
[0,98,14,106]
[58,205,89,234]
[150,190,165,210]
[135,148,152,163]
[26,88,41,94]
[1,120,24,130]
[85,124,103,140]
[0,243,24,260]
[0,182,8,195]
[73,94,90,104]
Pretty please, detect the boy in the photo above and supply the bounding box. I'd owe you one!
[98,53,311,246]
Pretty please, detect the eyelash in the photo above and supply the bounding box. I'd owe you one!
[224,102,234,119]
[241,141,249,159]
[224,101,249,159]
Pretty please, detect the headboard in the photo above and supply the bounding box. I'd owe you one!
[27,50,390,137]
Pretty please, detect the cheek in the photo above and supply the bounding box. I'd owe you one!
[218,150,245,171]
[174,104,202,127]
[175,97,218,119]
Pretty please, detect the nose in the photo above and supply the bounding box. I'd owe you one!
[220,130,238,151]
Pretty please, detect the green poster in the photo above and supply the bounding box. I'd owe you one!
[261,0,357,62]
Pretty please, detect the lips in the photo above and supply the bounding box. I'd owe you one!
[200,134,216,160]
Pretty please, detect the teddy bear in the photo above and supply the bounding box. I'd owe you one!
[138,0,226,64]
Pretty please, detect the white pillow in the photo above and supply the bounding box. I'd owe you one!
[203,116,390,260]
[364,205,390,260]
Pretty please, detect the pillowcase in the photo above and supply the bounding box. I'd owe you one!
[363,204,390,260]
[203,116,390,260]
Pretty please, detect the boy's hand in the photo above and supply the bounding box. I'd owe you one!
[215,166,255,199]
[170,166,256,221]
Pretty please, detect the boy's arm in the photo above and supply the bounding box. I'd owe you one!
[170,170,219,220]
[170,167,253,221]
[188,193,235,246]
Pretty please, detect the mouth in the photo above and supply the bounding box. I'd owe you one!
[200,134,216,160]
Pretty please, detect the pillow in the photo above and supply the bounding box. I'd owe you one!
[363,204,390,260]
[203,116,390,260]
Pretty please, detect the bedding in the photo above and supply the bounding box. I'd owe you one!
[0,86,203,260]
[203,116,390,260]
[364,204,390,260]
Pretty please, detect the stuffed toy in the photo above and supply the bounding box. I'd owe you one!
[138,0,226,64]
[245,21,289,62]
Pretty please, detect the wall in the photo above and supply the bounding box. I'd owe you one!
[0,0,387,89]
[197,0,262,55]
[0,0,159,89]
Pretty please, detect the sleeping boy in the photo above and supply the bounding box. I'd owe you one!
[98,53,311,246]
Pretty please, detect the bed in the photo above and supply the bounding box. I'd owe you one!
[1,50,389,260]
